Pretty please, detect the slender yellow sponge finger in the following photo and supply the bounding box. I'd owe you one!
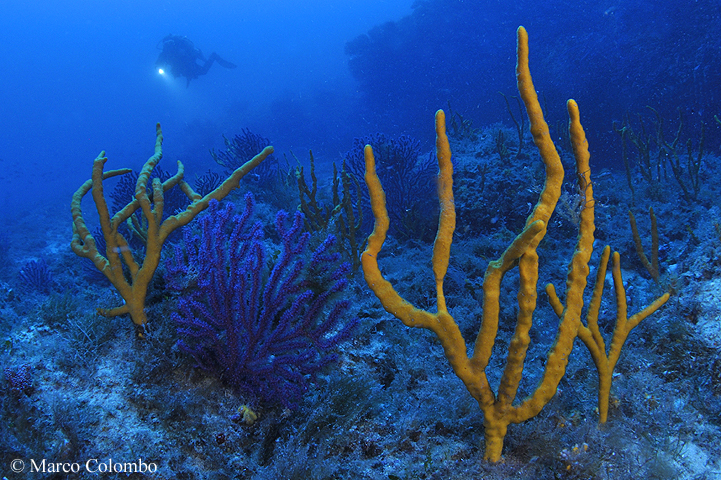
[628,207,660,281]
[581,245,612,354]
[545,283,564,317]
[431,110,455,313]
[516,26,564,229]
[362,145,430,326]
[560,99,595,323]
[71,165,132,258]
[628,292,670,330]
[159,146,275,239]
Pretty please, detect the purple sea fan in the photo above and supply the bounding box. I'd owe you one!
[18,258,53,293]
[166,194,357,409]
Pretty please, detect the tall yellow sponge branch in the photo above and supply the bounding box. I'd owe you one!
[361,26,669,462]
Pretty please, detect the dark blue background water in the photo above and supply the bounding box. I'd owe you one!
[1,0,719,227]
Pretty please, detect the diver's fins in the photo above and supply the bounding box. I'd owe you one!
[195,53,237,80]
[214,55,237,69]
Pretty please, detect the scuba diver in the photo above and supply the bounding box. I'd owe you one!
[155,34,237,86]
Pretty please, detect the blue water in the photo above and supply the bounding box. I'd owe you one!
[1,0,718,217]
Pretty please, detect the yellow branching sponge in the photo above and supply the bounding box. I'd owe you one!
[361,26,670,462]
[71,123,273,331]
